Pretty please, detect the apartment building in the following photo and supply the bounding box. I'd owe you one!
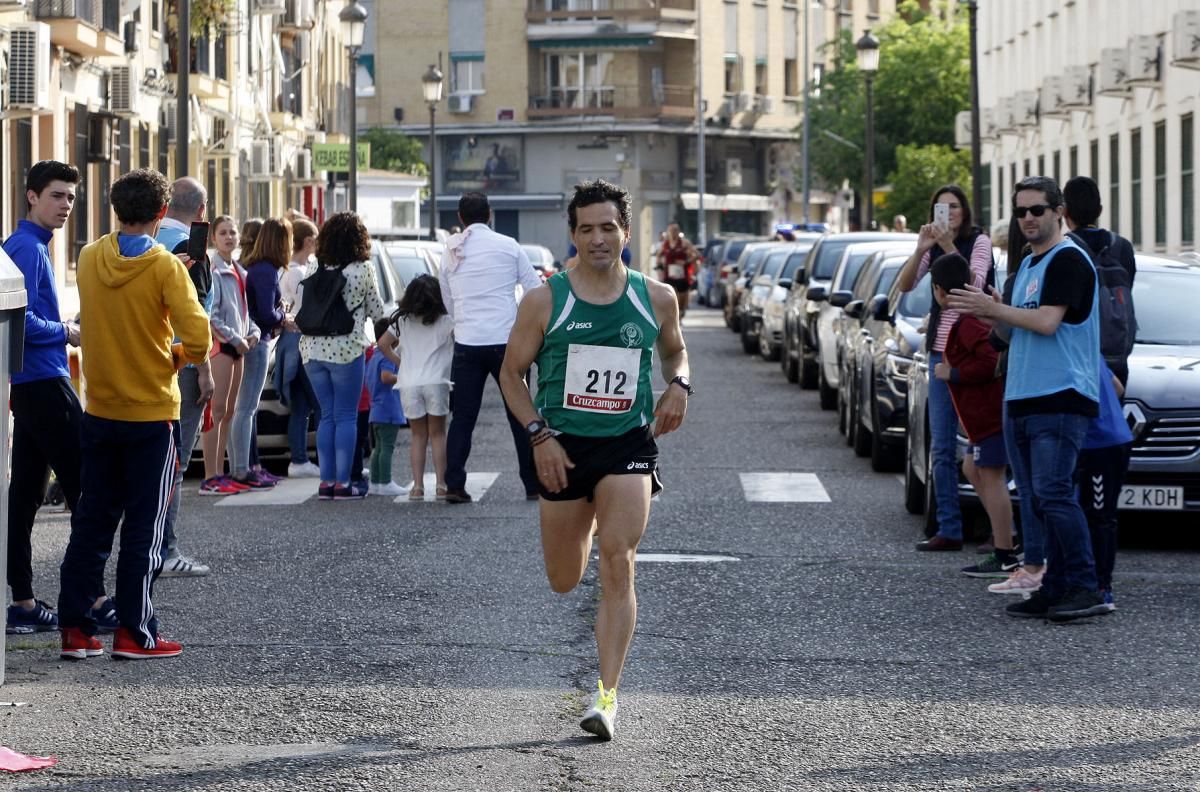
[978,0,1200,253]
[0,0,352,302]
[361,0,894,263]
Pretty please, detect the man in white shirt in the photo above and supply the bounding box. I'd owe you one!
[439,192,544,502]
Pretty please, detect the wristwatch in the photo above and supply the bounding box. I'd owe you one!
[525,418,548,437]
[669,375,694,396]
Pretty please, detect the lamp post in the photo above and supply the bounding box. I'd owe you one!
[339,1,368,212]
[965,1,983,222]
[856,29,880,231]
[421,64,444,240]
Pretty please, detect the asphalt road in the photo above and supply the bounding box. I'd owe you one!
[3,306,1200,791]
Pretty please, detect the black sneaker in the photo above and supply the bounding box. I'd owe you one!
[87,597,120,634]
[1047,586,1109,622]
[6,600,58,634]
[1005,590,1056,619]
[961,551,1020,579]
[444,488,473,504]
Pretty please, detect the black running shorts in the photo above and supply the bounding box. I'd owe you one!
[537,425,662,502]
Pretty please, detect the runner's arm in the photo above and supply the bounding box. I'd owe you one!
[648,279,689,437]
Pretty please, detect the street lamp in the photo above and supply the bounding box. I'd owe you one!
[340,1,368,212]
[421,64,444,240]
[856,28,880,231]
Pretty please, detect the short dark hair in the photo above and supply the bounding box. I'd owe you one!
[25,160,80,211]
[110,168,170,225]
[373,317,393,343]
[928,184,974,242]
[567,179,631,232]
[1063,175,1103,226]
[1013,175,1063,209]
[930,252,971,292]
[316,212,371,268]
[393,274,447,326]
[458,192,490,226]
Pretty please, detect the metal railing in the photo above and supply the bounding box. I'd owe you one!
[34,0,121,32]
[526,0,695,22]
[529,82,693,118]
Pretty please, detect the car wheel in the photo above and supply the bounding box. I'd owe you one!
[818,365,837,410]
[869,400,902,473]
[783,334,800,383]
[904,446,925,515]
[853,395,873,458]
[922,448,939,537]
[760,331,779,362]
[799,344,818,389]
[837,378,848,436]
[741,321,758,354]
[845,377,858,447]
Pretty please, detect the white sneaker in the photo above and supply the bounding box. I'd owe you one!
[987,568,1043,595]
[369,481,406,497]
[288,461,322,478]
[579,679,618,741]
[159,553,210,578]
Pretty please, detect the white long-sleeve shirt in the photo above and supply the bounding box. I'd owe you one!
[438,222,543,346]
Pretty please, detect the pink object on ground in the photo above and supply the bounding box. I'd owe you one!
[0,746,57,772]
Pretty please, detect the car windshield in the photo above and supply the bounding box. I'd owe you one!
[781,248,812,281]
[811,240,853,280]
[745,247,773,277]
[835,250,876,291]
[898,273,932,318]
[1133,269,1200,345]
[389,256,431,288]
[761,250,789,280]
[876,267,901,298]
[725,240,749,263]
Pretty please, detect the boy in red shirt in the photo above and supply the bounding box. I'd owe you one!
[930,253,1019,577]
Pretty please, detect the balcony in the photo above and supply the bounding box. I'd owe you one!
[526,0,696,41]
[33,0,124,58]
[528,83,694,121]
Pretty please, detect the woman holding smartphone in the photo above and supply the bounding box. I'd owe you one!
[895,184,994,553]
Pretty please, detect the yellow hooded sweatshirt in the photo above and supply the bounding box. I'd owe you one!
[77,232,211,422]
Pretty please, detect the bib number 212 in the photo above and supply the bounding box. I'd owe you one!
[586,369,627,395]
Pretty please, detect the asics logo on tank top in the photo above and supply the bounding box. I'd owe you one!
[566,321,593,331]
[626,461,650,470]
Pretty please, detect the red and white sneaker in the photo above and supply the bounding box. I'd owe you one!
[111,627,183,660]
[199,476,243,496]
[61,627,104,660]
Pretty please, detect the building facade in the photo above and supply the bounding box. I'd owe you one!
[361,0,896,265]
[0,0,353,308]
[979,0,1200,253]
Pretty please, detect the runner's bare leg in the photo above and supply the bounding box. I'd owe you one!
[592,473,650,690]
[540,498,598,593]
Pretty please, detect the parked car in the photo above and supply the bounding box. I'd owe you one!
[809,240,915,409]
[715,237,770,313]
[738,244,804,355]
[781,232,916,389]
[760,243,818,361]
[384,241,441,288]
[836,251,906,444]
[521,244,557,279]
[725,242,781,331]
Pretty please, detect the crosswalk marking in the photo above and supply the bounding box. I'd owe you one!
[636,553,739,563]
[739,472,831,503]
[214,478,318,507]
[394,472,500,503]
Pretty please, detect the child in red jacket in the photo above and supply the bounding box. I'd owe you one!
[930,252,1019,578]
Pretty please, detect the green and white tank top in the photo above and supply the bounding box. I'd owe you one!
[536,269,660,437]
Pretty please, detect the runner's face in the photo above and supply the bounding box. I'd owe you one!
[572,202,628,270]
[27,180,76,231]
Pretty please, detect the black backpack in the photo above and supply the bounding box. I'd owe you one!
[295,265,355,336]
[1069,231,1137,370]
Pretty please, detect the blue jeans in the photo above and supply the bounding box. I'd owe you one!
[306,356,365,485]
[287,365,320,464]
[229,340,271,477]
[1005,411,1097,596]
[163,366,205,557]
[445,343,537,493]
[927,352,963,541]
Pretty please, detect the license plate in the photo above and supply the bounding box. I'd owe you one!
[1118,485,1185,511]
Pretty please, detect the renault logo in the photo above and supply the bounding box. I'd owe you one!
[1123,402,1147,440]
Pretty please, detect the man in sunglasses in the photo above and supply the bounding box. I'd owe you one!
[947,176,1107,623]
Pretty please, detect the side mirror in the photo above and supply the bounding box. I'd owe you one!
[829,290,853,308]
[844,299,864,319]
[777,278,793,290]
[795,268,807,285]
[869,294,890,321]
[806,285,828,302]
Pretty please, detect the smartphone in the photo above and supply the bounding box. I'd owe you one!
[186,221,210,262]
[933,203,950,227]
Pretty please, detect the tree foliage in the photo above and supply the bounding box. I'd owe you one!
[804,1,970,202]
[359,127,429,176]
[882,144,973,227]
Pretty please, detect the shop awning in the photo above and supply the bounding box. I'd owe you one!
[679,193,773,212]
[529,37,657,49]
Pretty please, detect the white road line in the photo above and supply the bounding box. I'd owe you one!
[739,472,831,503]
[636,553,739,563]
[215,478,318,507]
[393,472,500,503]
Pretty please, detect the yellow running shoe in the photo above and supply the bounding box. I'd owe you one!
[580,679,618,740]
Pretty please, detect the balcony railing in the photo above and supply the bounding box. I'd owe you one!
[526,0,695,23]
[34,0,121,34]
[529,83,694,120]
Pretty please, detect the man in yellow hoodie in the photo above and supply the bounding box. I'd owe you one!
[58,168,212,661]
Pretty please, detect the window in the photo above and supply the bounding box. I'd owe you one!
[784,58,799,96]
[754,2,767,92]
[1010,163,1016,199]
[1023,158,1030,177]
[1155,120,1166,247]
[546,52,614,108]
[979,163,991,230]
[451,55,485,94]
[1131,128,1142,247]
[724,55,741,93]
[1053,150,1061,183]
[1183,114,1194,247]
[724,2,739,93]
[1090,139,1099,180]
[1109,133,1120,234]
[392,200,416,229]
[783,6,798,96]
[1069,145,1078,177]
[1038,154,1045,176]
[755,62,767,96]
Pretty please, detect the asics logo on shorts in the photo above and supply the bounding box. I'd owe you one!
[626,461,650,470]
[566,321,593,331]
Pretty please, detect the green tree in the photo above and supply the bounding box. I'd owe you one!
[359,127,429,176]
[882,144,972,227]
[804,1,969,201]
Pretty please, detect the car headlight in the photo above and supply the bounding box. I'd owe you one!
[886,353,913,381]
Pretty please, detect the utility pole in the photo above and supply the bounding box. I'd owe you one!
[967,1,983,221]
[802,0,811,224]
[176,0,189,177]
[696,6,706,247]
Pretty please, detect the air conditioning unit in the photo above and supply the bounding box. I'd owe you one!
[994,97,1016,134]
[1059,65,1092,110]
[979,107,997,142]
[160,98,178,144]
[1172,10,1200,69]
[756,95,774,114]
[255,0,285,13]
[735,91,753,112]
[110,65,140,117]
[7,22,51,111]
[447,93,474,114]
[1127,35,1161,85]
[725,158,743,189]
[250,138,279,178]
[719,97,736,117]
[294,31,310,62]
[1097,48,1131,96]
[1012,90,1038,127]
[295,148,313,181]
[954,110,971,149]
[1039,75,1070,120]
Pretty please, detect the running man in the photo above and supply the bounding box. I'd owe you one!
[499,179,691,740]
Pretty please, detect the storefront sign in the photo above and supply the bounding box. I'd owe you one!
[312,143,371,171]
[444,136,523,193]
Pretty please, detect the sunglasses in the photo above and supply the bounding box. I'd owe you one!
[1014,204,1056,219]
